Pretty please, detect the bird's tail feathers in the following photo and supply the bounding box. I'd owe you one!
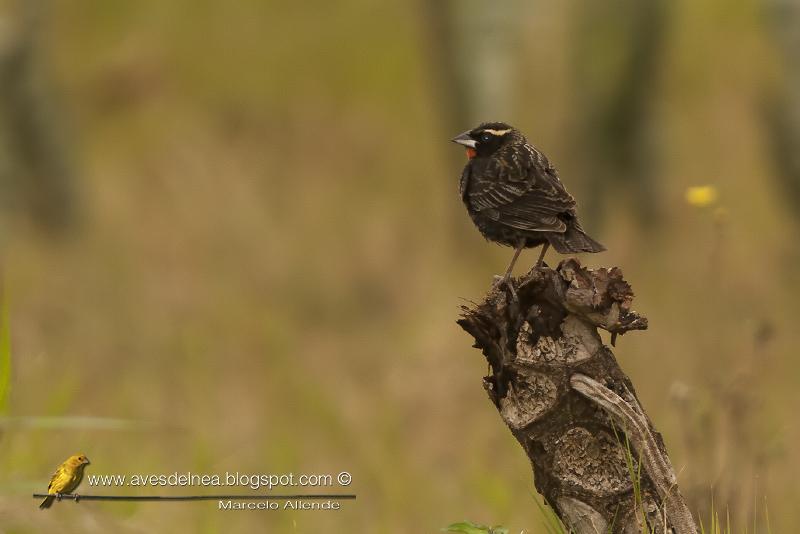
[548,223,605,254]
[39,495,55,509]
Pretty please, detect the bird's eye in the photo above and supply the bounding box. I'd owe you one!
[480,133,492,142]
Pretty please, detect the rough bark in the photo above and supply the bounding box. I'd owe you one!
[458,259,697,534]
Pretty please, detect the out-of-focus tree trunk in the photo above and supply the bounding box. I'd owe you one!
[418,0,525,251]
[417,0,468,138]
[763,0,800,218]
[568,0,669,228]
[419,0,525,131]
[0,0,78,237]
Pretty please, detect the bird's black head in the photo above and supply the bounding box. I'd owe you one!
[451,122,521,160]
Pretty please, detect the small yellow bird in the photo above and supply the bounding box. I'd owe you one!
[39,453,91,509]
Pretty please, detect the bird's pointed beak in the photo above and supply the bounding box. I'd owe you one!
[84,458,91,465]
[451,131,476,148]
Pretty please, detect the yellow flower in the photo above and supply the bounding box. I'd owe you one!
[685,186,718,208]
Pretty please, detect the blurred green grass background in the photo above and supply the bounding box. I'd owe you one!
[1,0,798,532]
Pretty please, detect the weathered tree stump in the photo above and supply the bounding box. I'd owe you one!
[458,259,697,534]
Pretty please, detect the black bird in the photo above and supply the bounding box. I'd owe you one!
[452,122,604,281]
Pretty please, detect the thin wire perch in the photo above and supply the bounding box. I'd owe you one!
[33,493,357,502]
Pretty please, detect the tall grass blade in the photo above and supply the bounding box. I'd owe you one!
[531,491,569,534]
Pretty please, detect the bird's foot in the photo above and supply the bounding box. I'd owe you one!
[534,256,550,270]
[491,274,507,289]
[56,493,63,502]
[492,274,518,301]
[74,494,81,503]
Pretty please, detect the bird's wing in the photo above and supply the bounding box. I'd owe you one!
[63,470,83,493]
[47,466,66,492]
[468,145,576,232]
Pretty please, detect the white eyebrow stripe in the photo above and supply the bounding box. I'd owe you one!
[482,128,512,136]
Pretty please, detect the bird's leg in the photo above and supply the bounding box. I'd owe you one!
[493,241,524,300]
[74,494,81,503]
[504,242,525,279]
[535,242,550,268]
[493,243,524,284]
[56,493,63,502]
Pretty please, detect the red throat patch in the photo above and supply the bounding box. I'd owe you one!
[466,148,477,159]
